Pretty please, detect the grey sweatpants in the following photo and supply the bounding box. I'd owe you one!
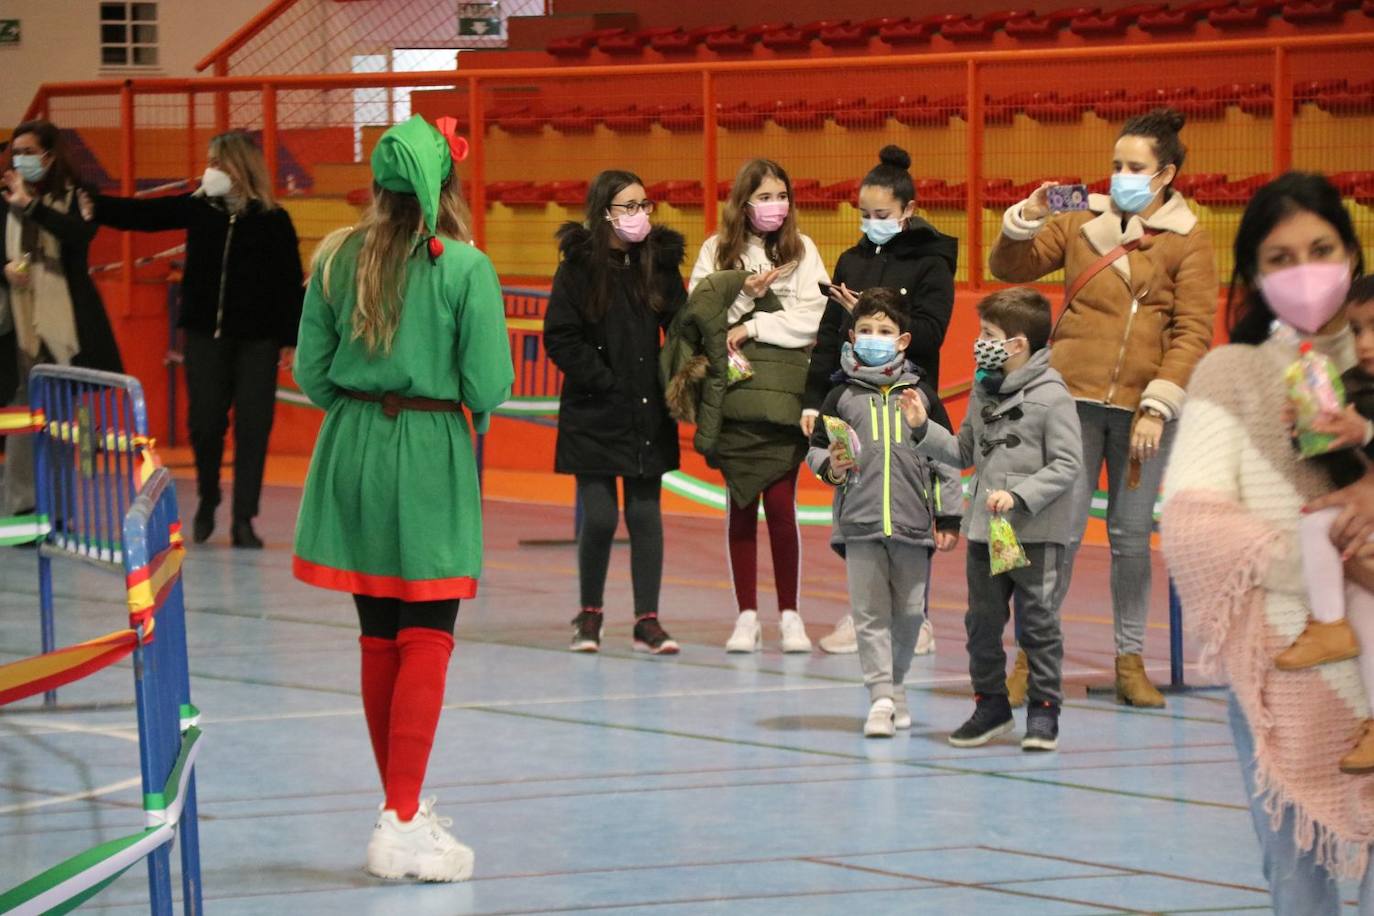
[966,541,1068,705]
[1068,402,1176,656]
[846,539,931,702]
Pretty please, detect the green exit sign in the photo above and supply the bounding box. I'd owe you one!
[459,17,501,37]
[0,21,20,45]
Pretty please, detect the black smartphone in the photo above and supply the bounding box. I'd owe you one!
[819,281,834,297]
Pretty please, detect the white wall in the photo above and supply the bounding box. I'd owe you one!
[0,0,265,129]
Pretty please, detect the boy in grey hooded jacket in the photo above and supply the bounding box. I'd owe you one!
[807,290,963,738]
[902,287,1083,753]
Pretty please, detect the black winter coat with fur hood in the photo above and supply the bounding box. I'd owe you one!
[544,222,687,478]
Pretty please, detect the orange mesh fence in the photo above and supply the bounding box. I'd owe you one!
[26,34,1374,293]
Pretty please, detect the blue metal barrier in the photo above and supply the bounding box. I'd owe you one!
[30,365,149,706]
[124,468,203,916]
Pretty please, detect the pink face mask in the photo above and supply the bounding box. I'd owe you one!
[747,200,789,234]
[1259,261,1353,335]
[610,209,651,244]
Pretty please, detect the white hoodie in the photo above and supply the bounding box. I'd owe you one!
[689,233,830,350]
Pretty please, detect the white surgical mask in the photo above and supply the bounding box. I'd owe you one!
[200,167,233,198]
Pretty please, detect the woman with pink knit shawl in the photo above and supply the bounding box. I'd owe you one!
[1162,172,1374,913]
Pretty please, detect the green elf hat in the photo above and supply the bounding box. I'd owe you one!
[370,114,469,257]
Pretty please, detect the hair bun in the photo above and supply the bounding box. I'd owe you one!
[878,145,912,171]
[1149,106,1186,133]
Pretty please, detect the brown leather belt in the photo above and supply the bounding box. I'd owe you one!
[342,389,459,418]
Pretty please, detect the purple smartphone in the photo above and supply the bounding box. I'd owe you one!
[1047,184,1090,212]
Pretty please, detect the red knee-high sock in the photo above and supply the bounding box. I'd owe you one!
[359,636,400,786]
[385,628,454,821]
[727,494,761,611]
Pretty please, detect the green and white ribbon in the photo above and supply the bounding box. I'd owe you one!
[0,514,49,547]
[0,727,202,915]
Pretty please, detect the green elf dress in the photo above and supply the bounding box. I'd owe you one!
[292,115,514,601]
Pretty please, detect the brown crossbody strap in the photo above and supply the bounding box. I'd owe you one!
[1052,228,1161,342]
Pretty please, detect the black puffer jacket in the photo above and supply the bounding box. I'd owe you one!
[544,223,686,478]
[804,218,957,410]
[91,193,304,345]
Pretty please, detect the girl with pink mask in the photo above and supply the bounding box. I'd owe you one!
[545,170,687,656]
[687,158,830,655]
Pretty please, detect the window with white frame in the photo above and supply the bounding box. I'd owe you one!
[100,2,158,68]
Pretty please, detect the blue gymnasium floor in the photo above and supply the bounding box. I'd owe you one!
[0,480,1356,914]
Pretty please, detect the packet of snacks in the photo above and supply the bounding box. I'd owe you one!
[727,349,754,386]
[823,415,860,470]
[988,514,1031,576]
[1285,341,1347,458]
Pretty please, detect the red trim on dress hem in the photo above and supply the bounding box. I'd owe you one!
[293,556,478,601]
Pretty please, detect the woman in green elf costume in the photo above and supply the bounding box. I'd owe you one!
[292,115,513,883]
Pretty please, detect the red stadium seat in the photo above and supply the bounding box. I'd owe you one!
[791,179,829,206]
[485,181,534,203]
[1005,7,1098,37]
[647,180,705,206]
[501,183,556,207]
[817,21,873,47]
[704,28,755,53]
[656,103,703,132]
[1282,0,1345,21]
[716,180,735,201]
[768,100,826,130]
[547,180,589,206]
[942,15,998,40]
[547,28,625,57]
[650,24,730,53]
[1138,0,1227,31]
[1209,0,1284,28]
[923,181,968,208]
[717,101,767,130]
[1026,92,1088,122]
[833,95,905,128]
[877,18,939,43]
[602,105,654,132]
[548,106,598,134]
[824,179,862,204]
[760,25,817,52]
[1318,83,1374,114]
[490,105,546,135]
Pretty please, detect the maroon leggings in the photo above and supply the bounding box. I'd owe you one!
[726,464,801,612]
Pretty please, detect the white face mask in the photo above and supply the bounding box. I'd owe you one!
[200,167,233,198]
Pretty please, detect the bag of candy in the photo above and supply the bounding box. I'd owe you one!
[727,349,754,387]
[1285,340,1347,458]
[988,514,1030,576]
[823,415,860,471]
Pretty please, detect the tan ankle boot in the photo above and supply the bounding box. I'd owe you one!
[1340,720,1374,775]
[1115,654,1166,708]
[1007,649,1030,708]
[1275,619,1361,671]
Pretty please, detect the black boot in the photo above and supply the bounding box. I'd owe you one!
[231,519,263,549]
[193,502,216,544]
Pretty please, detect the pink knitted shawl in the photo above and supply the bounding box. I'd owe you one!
[1163,489,1374,877]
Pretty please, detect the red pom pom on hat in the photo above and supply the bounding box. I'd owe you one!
[428,236,444,258]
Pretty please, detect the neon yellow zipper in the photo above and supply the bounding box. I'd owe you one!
[881,391,892,537]
[869,397,879,441]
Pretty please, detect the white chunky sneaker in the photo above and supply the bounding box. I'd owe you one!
[366,797,474,882]
[779,610,812,654]
[818,614,859,655]
[864,698,896,738]
[916,617,936,656]
[725,610,762,653]
[893,691,912,730]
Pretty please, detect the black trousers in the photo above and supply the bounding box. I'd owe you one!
[354,595,460,639]
[575,474,664,615]
[184,331,278,522]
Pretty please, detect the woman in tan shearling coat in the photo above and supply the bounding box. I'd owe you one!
[989,107,1219,708]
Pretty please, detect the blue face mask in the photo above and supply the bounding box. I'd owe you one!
[861,218,902,247]
[853,334,899,366]
[12,154,48,185]
[1110,171,1159,214]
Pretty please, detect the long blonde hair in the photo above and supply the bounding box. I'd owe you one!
[207,131,277,209]
[715,158,803,271]
[313,170,471,355]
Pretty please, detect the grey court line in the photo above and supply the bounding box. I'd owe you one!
[464,704,1251,814]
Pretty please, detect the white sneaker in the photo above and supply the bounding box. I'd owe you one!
[725,610,762,653]
[818,614,859,655]
[916,618,936,656]
[366,797,474,882]
[893,691,912,730]
[864,698,896,738]
[779,610,812,654]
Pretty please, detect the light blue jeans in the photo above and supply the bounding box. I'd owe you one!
[1229,694,1374,914]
